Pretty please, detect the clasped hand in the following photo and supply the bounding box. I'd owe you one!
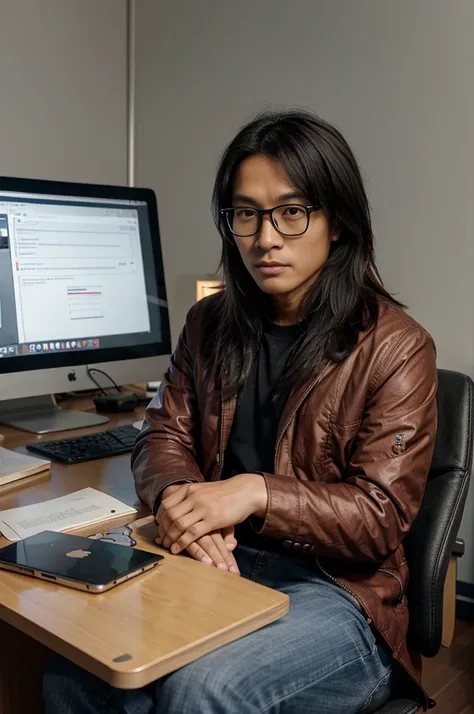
[156,474,267,571]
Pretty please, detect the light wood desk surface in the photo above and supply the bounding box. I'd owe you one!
[0,399,289,713]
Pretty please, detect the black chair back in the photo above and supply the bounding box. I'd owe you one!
[404,369,473,657]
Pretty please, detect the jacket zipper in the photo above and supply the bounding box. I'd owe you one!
[315,557,373,625]
[213,394,226,481]
[271,362,373,624]
[273,363,331,471]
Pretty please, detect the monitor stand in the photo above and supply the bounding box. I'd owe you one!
[0,395,109,435]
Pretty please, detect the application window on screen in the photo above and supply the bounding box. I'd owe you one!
[0,195,151,351]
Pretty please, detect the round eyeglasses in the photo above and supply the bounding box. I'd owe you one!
[220,204,321,238]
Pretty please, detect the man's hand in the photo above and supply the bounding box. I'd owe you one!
[185,528,240,574]
[156,484,240,573]
[157,474,268,555]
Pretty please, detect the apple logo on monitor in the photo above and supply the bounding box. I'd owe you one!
[66,550,91,559]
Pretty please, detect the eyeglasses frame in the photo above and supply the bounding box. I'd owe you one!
[219,203,322,239]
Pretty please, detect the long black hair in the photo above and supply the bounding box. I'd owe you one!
[206,109,402,398]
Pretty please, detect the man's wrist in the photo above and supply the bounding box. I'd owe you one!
[242,473,268,519]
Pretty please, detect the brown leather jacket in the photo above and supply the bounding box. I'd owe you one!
[132,295,437,708]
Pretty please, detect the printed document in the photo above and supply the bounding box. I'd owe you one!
[0,487,137,541]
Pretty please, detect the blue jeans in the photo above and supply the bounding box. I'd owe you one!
[43,545,398,714]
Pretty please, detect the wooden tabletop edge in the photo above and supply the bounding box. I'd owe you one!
[106,595,291,689]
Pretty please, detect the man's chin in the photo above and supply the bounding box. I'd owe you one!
[255,277,294,295]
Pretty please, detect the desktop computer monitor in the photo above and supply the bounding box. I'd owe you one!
[0,176,171,434]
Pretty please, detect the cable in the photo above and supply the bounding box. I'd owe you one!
[86,367,121,396]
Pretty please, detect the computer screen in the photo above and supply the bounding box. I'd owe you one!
[0,177,171,374]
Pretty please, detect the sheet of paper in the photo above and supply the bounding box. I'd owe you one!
[0,487,137,541]
[0,447,50,478]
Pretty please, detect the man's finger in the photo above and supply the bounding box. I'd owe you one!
[210,534,240,573]
[170,523,209,555]
[186,535,239,574]
[187,537,225,568]
[154,485,183,526]
[198,535,229,570]
[161,483,194,510]
[156,488,194,543]
[161,510,203,549]
[186,541,213,566]
[158,499,198,546]
[222,526,237,551]
[156,484,190,525]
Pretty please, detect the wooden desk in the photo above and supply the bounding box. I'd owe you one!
[0,402,289,714]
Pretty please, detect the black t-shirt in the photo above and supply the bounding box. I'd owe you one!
[221,321,305,546]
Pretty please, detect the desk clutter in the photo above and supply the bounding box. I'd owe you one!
[0,408,289,713]
[0,446,50,487]
[0,487,136,541]
[88,522,138,547]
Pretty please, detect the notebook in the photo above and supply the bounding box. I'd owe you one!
[0,447,50,487]
[0,487,137,541]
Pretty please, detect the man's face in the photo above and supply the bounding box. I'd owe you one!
[232,155,337,310]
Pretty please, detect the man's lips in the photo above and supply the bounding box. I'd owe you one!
[255,262,288,275]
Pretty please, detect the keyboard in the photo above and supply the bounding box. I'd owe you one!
[26,424,140,465]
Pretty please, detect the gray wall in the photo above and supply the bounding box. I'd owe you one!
[0,0,130,406]
[0,0,127,184]
[134,0,474,582]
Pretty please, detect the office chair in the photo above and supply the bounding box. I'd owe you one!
[373,369,474,714]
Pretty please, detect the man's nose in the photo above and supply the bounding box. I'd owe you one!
[254,214,284,250]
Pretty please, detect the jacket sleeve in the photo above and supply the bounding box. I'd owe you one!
[131,314,204,513]
[256,327,438,562]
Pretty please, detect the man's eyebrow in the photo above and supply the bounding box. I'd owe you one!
[274,191,308,202]
[232,191,308,205]
[232,193,258,205]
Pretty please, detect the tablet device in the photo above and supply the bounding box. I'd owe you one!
[0,530,163,593]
